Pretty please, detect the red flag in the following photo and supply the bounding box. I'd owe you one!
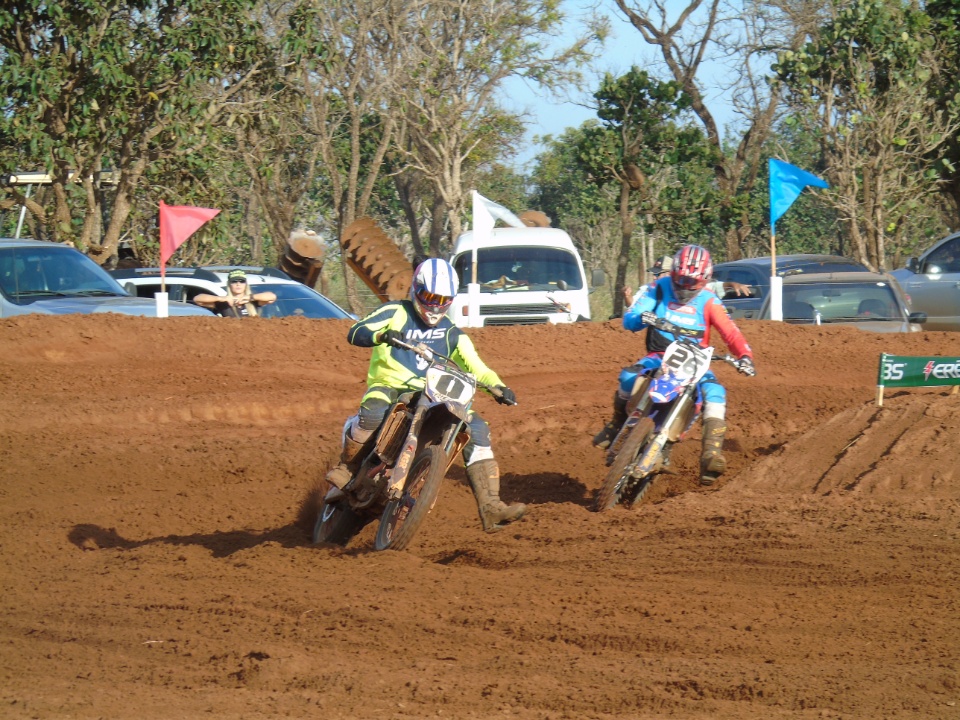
[159,200,221,278]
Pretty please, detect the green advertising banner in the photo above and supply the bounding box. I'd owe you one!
[878,354,960,388]
[876,353,960,405]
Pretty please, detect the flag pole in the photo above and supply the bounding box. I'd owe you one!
[157,200,221,317]
[771,225,777,277]
[769,220,783,322]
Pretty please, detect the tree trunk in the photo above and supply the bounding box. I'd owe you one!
[613,181,634,318]
[395,173,427,261]
[94,150,150,265]
[428,195,446,258]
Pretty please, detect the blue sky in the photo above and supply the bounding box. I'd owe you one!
[502,0,741,170]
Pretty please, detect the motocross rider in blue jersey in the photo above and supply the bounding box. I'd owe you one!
[593,244,756,486]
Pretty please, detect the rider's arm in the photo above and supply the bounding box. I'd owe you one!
[704,297,753,359]
[451,331,504,388]
[623,282,659,332]
[347,302,403,347]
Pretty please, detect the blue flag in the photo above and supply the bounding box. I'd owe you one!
[769,158,828,228]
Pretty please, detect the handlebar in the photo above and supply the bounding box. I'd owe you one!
[641,311,755,377]
[389,337,518,404]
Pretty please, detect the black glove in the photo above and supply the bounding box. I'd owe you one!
[640,311,658,327]
[737,356,756,377]
[379,329,404,347]
[494,386,516,405]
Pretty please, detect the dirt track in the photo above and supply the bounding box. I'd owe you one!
[2,315,959,719]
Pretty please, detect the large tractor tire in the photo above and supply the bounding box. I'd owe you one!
[340,218,413,302]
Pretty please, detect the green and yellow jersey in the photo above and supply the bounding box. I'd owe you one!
[348,300,503,391]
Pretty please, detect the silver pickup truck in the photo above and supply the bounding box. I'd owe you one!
[890,231,960,332]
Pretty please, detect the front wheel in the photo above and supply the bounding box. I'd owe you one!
[374,444,446,551]
[595,417,655,511]
[313,497,367,547]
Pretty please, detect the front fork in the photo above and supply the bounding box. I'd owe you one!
[634,392,694,476]
[607,376,652,461]
[387,404,427,498]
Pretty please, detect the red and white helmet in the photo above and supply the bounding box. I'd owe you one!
[410,258,459,326]
[671,244,713,302]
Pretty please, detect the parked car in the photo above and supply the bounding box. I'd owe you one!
[109,266,354,320]
[712,254,871,319]
[0,238,213,317]
[890,231,960,331]
[757,271,926,332]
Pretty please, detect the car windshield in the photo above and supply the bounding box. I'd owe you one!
[452,246,583,292]
[252,283,352,319]
[781,281,903,323]
[780,260,867,276]
[0,246,125,303]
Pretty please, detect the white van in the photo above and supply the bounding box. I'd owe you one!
[448,227,597,327]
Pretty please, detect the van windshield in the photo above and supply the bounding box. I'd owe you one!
[452,246,583,292]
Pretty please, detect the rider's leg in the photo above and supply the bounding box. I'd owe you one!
[463,415,526,532]
[699,376,728,486]
[325,388,393,490]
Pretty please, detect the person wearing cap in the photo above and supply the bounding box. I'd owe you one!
[194,269,277,317]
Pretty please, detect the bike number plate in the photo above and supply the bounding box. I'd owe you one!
[661,342,713,382]
[425,366,476,404]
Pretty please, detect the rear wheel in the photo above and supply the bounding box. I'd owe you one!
[374,445,445,551]
[595,418,655,511]
[313,498,367,547]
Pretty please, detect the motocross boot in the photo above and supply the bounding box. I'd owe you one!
[325,433,367,490]
[699,417,727,486]
[592,392,629,449]
[466,459,527,533]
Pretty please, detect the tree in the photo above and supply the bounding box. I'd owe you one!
[611,0,822,260]
[580,69,713,316]
[529,123,621,279]
[394,0,606,250]
[217,1,331,267]
[289,0,413,312]
[926,0,960,227]
[774,0,960,270]
[0,0,268,262]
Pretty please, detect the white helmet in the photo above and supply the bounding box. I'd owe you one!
[411,258,458,326]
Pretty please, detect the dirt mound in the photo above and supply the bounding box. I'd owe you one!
[733,393,960,499]
[2,314,959,719]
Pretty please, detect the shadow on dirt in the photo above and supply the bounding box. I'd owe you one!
[445,464,592,508]
[68,522,306,557]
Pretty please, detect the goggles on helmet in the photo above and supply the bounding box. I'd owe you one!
[415,287,453,310]
[672,274,705,290]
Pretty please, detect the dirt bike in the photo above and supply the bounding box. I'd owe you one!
[313,339,513,551]
[595,312,755,511]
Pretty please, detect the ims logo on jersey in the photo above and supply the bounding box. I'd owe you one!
[406,327,447,341]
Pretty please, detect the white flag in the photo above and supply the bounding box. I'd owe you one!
[472,191,525,231]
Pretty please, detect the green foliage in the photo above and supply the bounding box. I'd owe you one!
[771,0,956,267]
[0,0,268,247]
[774,0,934,99]
[924,0,960,221]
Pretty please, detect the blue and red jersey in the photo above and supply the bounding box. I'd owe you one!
[623,276,753,359]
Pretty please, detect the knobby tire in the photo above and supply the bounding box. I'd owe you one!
[374,444,445,551]
[595,417,655,511]
[313,499,366,547]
